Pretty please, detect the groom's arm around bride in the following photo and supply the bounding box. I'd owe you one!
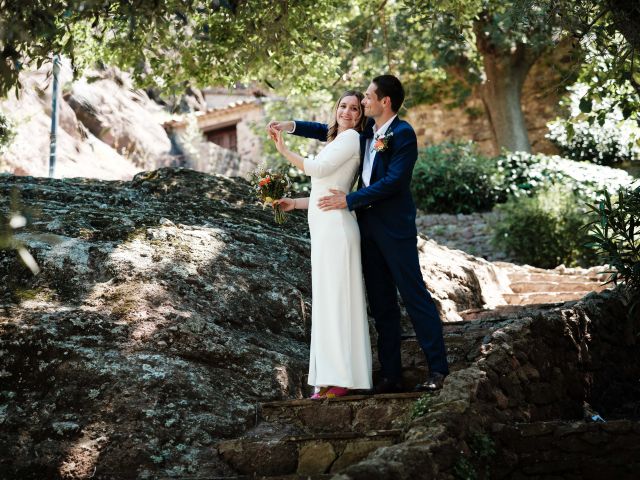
[268,75,449,393]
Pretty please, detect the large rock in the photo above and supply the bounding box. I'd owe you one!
[0,62,141,180]
[65,67,173,169]
[0,168,515,479]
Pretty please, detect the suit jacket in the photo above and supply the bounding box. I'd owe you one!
[293,117,418,240]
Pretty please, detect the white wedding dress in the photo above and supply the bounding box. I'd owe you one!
[303,128,372,389]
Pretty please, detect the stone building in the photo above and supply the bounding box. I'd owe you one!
[163,88,267,177]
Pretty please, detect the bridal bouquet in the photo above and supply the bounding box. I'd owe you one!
[250,166,291,224]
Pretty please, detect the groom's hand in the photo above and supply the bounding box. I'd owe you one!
[267,120,294,135]
[318,190,347,211]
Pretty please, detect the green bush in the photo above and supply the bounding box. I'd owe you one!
[410,143,634,215]
[0,111,16,152]
[492,186,598,268]
[585,184,640,313]
[412,142,501,214]
[546,83,640,166]
[494,151,635,201]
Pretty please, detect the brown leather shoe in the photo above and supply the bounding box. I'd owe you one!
[414,372,446,392]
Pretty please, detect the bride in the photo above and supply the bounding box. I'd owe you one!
[268,90,372,399]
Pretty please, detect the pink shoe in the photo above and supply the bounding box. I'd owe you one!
[324,386,349,398]
[310,387,329,400]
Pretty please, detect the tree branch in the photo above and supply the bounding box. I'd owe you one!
[347,0,389,34]
[577,6,610,38]
[630,47,640,97]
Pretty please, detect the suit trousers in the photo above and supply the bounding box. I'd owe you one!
[358,210,449,381]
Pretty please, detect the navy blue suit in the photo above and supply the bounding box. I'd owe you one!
[293,118,449,380]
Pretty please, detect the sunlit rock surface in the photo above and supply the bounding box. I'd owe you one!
[0,168,517,478]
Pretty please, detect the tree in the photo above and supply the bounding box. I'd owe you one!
[517,0,640,120]
[0,0,347,96]
[397,0,567,154]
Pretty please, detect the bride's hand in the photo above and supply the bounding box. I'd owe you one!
[271,130,288,155]
[273,198,296,212]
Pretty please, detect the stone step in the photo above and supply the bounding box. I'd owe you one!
[260,392,424,434]
[503,291,588,305]
[220,475,333,480]
[159,475,333,480]
[459,303,560,321]
[299,327,483,399]
[217,429,403,477]
[506,272,605,283]
[508,281,606,294]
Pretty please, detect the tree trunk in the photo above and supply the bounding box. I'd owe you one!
[478,48,536,154]
[474,19,541,154]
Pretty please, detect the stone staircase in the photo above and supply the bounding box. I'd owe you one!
[215,318,501,478]
[214,263,620,479]
[496,263,611,306]
[216,392,426,478]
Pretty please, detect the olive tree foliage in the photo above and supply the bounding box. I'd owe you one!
[0,0,347,96]
[336,1,447,108]
[515,0,640,123]
[398,0,568,154]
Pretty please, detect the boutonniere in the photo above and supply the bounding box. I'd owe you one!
[373,131,393,152]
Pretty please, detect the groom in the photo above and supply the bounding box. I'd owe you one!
[269,75,449,393]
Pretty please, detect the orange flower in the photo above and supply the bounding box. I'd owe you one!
[374,139,384,150]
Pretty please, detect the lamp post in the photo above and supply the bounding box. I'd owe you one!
[48,54,61,178]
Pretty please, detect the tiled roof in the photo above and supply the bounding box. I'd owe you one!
[163,99,262,129]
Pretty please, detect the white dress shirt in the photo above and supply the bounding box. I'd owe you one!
[362,115,397,187]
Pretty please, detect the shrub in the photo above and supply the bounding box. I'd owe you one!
[0,111,16,153]
[495,151,635,202]
[411,394,435,419]
[411,143,634,215]
[492,186,599,268]
[585,184,640,314]
[412,142,501,214]
[546,83,640,166]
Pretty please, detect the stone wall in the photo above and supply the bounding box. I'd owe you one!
[587,297,640,419]
[491,420,640,479]
[166,102,265,177]
[336,290,639,480]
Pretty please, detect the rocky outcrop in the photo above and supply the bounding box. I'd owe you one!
[0,169,312,478]
[65,67,173,169]
[1,169,632,479]
[0,64,140,180]
[0,168,520,479]
[0,62,176,180]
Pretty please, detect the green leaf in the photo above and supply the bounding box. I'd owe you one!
[579,97,593,113]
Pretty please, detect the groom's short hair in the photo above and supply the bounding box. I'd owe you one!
[372,75,405,113]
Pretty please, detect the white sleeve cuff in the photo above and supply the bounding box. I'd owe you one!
[288,121,296,134]
[303,156,315,176]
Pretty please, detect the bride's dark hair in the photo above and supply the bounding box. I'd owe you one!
[327,90,366,141]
